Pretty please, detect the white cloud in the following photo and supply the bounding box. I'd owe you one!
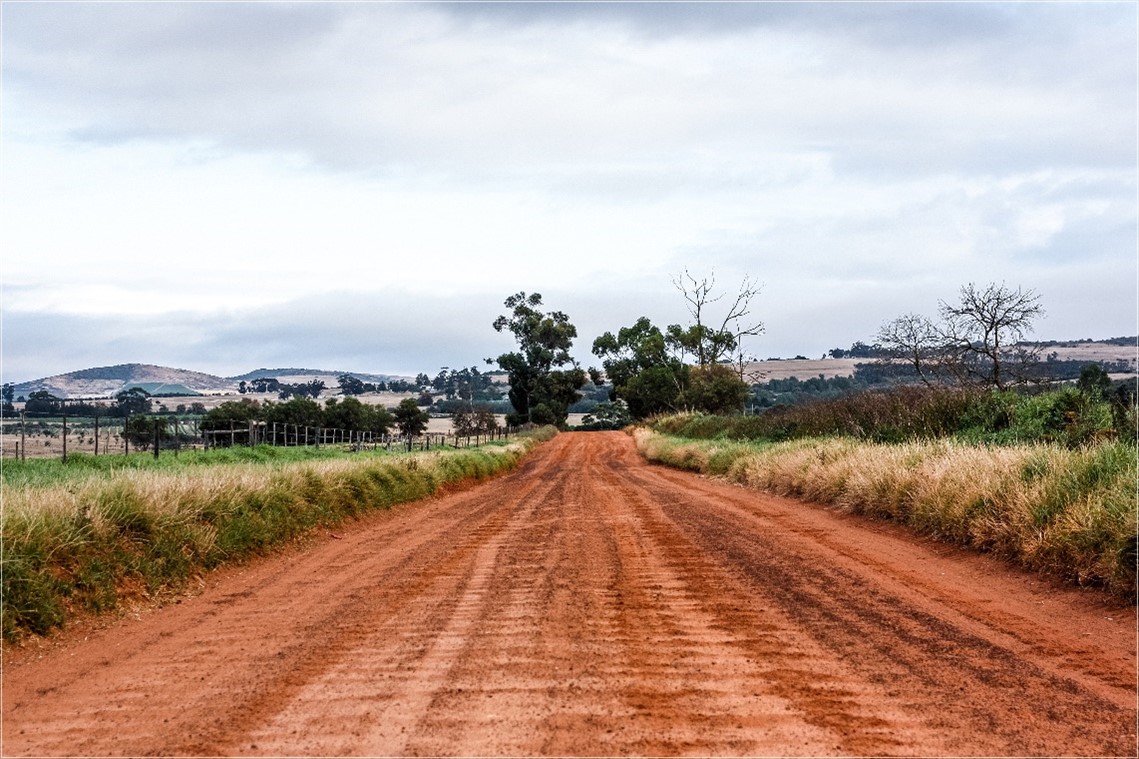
[1,2,1134,379]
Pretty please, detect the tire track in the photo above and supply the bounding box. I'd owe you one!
[3,432,1135,757]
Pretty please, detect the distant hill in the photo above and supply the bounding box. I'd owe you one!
[11,364,236,400]
[10,364,406,400]
[230,368,398,384]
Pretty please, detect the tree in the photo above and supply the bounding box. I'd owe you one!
[200,399,261,436]
[249,377,280,394]
[592,317,687,419]
[124,415,168,448]
[337,374,366,396]
[112,387,152,417]
[491,292,586,427]
[324,396,369,430]
[669,269,764,376]
[1077,364,1113,401]
[2,383,14,412]
[875,313,942,386]
[394,398,429,437]
[938,282,1045,389]
[579,400,633,430]
[451,406,498,436]
[433,367,497,407]
[683,364,751,415]
[24,390,63,415]
[263,396,324,428]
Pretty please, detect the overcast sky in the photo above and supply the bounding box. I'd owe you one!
[2,2,1136,381]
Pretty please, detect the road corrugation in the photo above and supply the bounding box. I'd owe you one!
[4,432,1134,756]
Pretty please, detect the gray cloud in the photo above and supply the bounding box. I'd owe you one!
[6,2,1131,181]
[2,3,1134,381]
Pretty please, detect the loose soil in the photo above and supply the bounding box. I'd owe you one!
[3,433,1135,756]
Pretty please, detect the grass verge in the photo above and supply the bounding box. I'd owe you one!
[634,428,1137,600]
[2,429,555,642]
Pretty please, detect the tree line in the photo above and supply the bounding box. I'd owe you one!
[487,271,764,430]
[9,276,1125,439]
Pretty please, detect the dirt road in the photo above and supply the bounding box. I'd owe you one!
[4,433,1135,756]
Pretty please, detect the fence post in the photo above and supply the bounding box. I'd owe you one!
[153,418,161,459]
[20,411,26,461]
[62,409,68,462]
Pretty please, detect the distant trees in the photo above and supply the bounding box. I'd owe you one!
[828,341,884,359]
[876,282,1045,390]
[276,379,326,400]
[112,388,153,416]
[123,415,168,448]
[592,317,686,418]
[337,374,367,396]
[591,271,758,420]
[579,400,633,431]
[451,406,498,437]
[24,391,64,415]
[394,398,429,437]
[2,383,15,413]
[491,292,587,427]
[202,395,394,438]
[249,377,281,394]
[324,396,393,434]
[201,399,261,432]
[432,367,498,408]
[262,397,324,428]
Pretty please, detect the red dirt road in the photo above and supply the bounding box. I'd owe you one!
[3,432,1135,756]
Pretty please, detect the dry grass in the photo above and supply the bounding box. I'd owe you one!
[635,429,1136,598]
[2,431,554,641]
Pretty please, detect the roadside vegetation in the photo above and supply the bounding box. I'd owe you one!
[640,379,1137,599]
[2,427,556,642]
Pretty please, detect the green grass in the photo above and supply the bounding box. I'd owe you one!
[1,444,396,490]
[2,428,556,642]
[635,428,1137,599]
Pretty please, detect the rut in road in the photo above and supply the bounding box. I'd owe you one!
[3,432,1135,756]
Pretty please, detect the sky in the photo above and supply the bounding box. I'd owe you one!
[2,1,1136,382]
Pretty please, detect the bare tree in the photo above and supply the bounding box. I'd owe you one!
[875,312,942,386]
[938,282,1045,389]
[669,269,765,377]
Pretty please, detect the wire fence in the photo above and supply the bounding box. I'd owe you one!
[1,412,526,461]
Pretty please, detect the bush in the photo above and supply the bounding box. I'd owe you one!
[652,385,1134,447]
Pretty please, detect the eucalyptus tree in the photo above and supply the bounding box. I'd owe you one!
[490,292,586,427]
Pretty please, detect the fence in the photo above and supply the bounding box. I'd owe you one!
[200,420,524,453]
[1,411,526,461]
[2,413,134,460]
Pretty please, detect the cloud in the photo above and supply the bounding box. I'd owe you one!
[2,3,1134,380]
[6,3,1131,180]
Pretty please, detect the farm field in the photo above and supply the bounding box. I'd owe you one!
[3,432,1135,756]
